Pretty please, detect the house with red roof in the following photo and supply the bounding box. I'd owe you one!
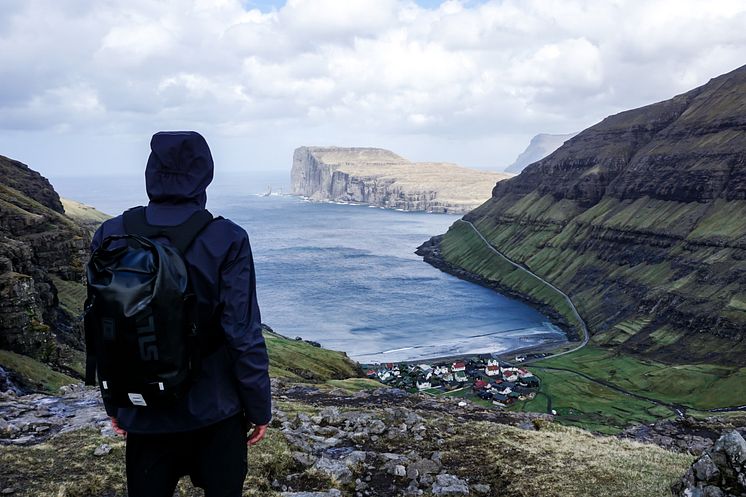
[485,364,500,377]
[472,379,489,391]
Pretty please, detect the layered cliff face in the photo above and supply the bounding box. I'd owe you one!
[291,146,511,214]
[421,65,746,366]
[0,155,98,368]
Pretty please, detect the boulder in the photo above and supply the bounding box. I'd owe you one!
[313,456,354,484]
[431,474,469,496]
[673,430,746,496]
[281,491,342,497]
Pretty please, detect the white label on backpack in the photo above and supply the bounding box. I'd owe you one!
[128,393,147,406]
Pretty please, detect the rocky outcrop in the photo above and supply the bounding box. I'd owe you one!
[0,155,91,365]
[291,147,511,214]
[622,416,746,456]
[421,64,746,366]
[0,377,692,497]
[505,132,578,173]
[673,430,746,496]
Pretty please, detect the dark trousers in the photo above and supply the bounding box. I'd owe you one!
[126,413,248,497]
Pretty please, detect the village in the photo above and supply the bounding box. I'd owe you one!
[363,355,541,408]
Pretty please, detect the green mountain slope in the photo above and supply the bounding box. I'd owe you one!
[418,65,746,407]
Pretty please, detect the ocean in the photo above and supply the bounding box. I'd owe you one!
[51,170,566,363]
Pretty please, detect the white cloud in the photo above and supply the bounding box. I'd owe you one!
[0,0,745,173]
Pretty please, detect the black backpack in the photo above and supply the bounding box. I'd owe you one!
[84,206,218,408]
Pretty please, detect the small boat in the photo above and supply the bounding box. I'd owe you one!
[262,185,272,197]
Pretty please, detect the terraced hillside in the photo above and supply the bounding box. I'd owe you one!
[419,65,746,396]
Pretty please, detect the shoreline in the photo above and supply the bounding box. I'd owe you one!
[290,193,471,215]
[358,337,573,368]
[415,234,580,340]
[353,232,581,368]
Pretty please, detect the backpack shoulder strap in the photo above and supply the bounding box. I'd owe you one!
[123,206,215,254]
[169,210,214,254]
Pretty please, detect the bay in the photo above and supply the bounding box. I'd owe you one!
[52,171,566,363]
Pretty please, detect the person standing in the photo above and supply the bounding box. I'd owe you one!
[89,131,271,496]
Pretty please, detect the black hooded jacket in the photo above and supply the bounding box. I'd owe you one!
[90,131,271,432]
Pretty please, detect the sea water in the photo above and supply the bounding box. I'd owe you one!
[52,171,566,363]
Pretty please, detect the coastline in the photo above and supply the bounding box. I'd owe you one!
[291,193,463,215]
[408,233,582,364]
[359,337,570,368]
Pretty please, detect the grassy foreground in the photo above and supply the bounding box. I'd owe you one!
[0,415,694,497]
[445,421,692,497]
[0,332,698,497]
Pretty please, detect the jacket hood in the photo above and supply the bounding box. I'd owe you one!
[145,131,214,207]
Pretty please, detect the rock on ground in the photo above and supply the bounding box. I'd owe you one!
[673,430,746,496]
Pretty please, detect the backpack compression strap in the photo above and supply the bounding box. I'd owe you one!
[122,206,215,254]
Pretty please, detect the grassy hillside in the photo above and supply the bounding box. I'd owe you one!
[0,350,77,392]
[264,328,363,382]
[439,220,584,337]
[424,66,746,420]
[460,192,746,365]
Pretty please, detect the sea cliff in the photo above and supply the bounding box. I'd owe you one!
[291,146,511,214]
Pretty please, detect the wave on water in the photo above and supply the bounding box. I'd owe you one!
[380,346,415,354]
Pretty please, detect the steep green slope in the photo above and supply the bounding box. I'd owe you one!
[419,65,746,407]
[264,327,363,381]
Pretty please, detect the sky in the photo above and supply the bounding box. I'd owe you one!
[1,0,745,177]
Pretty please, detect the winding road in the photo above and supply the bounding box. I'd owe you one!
[456,219,746,416]
[456,219,589,361]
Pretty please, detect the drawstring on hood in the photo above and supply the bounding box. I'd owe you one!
[145,131,214,208]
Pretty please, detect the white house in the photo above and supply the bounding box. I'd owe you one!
[485,365,500,377]
[433,365,450,376]
[417,380,432,390]
[517,369,534,379]
[451,362,466,372]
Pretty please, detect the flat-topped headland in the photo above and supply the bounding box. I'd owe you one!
[291,146,512,214]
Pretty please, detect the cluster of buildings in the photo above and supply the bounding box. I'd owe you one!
[365,355,540,408]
